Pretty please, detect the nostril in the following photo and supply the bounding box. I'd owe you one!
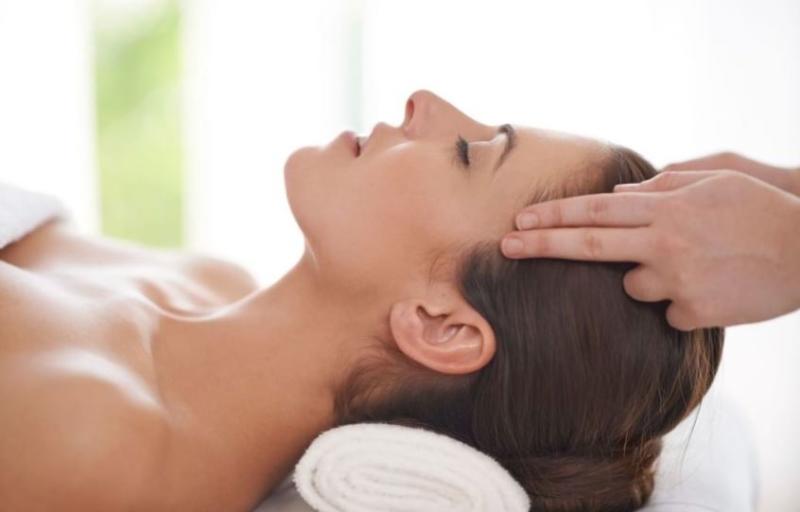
[403,97,414,128]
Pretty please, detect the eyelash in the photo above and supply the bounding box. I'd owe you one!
[455,135,470,167]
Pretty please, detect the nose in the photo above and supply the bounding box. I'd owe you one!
[402,89,489,141]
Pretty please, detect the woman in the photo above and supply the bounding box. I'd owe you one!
[0,90,722,511]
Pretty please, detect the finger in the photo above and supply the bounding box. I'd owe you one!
[661,152,735,172]
[514,192,661,230]
[622,265,670,302]
[613,170,719,193]
[665,302,699,332]
[501,227,654,262]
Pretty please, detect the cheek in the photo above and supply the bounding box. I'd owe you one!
[335,159,455,273]
[357,150,469,247]
[287,145,473,286]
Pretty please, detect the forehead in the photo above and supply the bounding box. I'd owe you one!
[512,126,606,169]
[498,126,608,204]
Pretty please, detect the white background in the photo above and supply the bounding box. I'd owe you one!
[0,0,97,231]
[1,1,798,509]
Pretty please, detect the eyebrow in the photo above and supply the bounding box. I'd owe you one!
[493,123,517,173]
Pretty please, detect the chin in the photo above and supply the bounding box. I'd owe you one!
[284,146,308,205]
[283,144,329,248]
[284,144,319,178]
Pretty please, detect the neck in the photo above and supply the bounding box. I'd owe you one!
[153,250,388,496]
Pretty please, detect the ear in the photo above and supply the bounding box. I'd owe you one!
[388,284,496,375]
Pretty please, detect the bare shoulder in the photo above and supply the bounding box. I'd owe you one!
[0,217,161,270]
[0,217,74,268]
[0,218,259,296]
[0,370,172,511]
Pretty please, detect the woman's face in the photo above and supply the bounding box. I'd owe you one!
[284,90,605,295]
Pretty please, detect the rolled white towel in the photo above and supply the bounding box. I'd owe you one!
[292,423,530,512]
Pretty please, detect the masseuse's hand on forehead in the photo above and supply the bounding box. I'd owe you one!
[499,169,800,331]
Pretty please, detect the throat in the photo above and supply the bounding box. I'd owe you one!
[148,267,351,504]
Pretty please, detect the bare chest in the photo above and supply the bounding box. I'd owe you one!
[0,221,257,379]
[0,222,266,509]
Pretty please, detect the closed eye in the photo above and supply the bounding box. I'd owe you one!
[454,135,470,168]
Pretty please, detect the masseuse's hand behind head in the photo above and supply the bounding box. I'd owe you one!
[502,156,800,330]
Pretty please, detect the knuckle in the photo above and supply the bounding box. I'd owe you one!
[624,267,664,302]
[717,151,740,167]
[622,269,644,299]
[675,295,714,329]
[582,230,603,258]
[667,306,694,331]
[669,299,706,331]
[654,171,678,190]
[587,196,609,224]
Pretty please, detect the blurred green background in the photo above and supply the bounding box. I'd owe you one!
[93,0,184,248]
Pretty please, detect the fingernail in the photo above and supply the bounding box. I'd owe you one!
[502,237,523,255]
[516,212,539,230]
[614,183,638,191]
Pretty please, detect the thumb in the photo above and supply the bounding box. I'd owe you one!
[613,170,719,193]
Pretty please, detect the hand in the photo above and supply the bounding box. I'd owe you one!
[663,151,800,196]
[501,170,800,331]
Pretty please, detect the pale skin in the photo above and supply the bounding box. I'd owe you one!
[501,152,800,331]
[0,90,609,511]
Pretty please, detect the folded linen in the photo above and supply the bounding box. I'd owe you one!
[279,394,757,512]
[0,182,68,250]
[292,422,530,512]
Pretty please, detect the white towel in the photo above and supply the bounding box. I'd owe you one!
[0,182,69,250]
[292,423,530,512]
[266,393,758,512]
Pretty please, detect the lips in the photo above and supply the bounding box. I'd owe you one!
[338,131,358,156]
[339,129,369,157]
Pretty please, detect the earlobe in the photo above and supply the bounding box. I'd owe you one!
[388,293,496,376]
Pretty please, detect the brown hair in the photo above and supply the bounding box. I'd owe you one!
[332,145,724,511]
